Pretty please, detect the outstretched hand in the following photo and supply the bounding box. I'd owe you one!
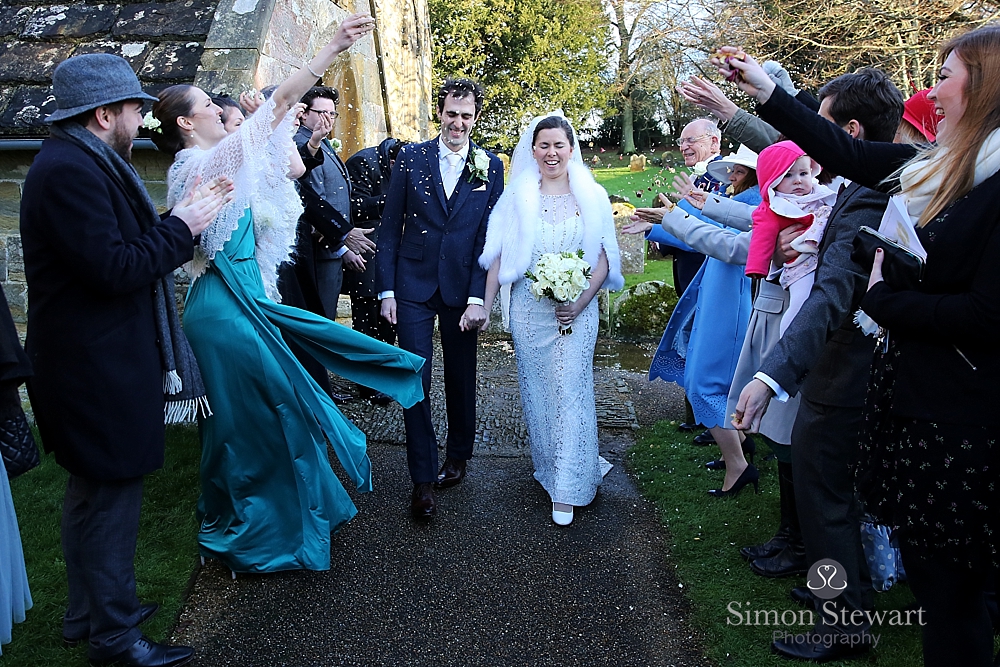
[711,47,775,103]
[172,176,234,237]
[677,76,739,122]
[239,90,264,116]
[344,227,376,255]
[329,13,375,54]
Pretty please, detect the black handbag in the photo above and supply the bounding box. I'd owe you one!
[0,408,39,479]
[851,226,926,291]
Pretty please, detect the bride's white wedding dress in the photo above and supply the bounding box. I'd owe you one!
[510,193,610,506]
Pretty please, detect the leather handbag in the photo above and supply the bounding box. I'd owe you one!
[851,226,925,291]
[0,408,40,479]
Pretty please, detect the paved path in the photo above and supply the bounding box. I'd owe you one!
[171,334,706,667]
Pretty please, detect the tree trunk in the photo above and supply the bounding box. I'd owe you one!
[621,100,636,154]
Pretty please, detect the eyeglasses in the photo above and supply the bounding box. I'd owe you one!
[307,109,340,119]
[677,133,710,147]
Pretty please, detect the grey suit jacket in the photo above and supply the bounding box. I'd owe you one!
[660,208,800,443]
[702,195,754,233]
[758,183,886,408]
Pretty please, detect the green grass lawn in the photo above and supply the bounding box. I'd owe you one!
[627,420,976,666]
[4,426,201,667]
[593,164,681,208]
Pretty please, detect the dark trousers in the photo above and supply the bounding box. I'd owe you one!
[61,475,144,659]
[396,291,477,484]
[315,255,343,320]
[904,553,995,667]
[791,397,873,616]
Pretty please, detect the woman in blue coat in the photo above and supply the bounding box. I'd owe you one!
[627,149,759,496]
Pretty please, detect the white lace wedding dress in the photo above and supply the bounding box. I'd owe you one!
[509,193,610,506]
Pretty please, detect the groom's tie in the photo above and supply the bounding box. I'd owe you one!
[443,152,463,199]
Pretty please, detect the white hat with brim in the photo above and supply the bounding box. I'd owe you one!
[706,144,759,182]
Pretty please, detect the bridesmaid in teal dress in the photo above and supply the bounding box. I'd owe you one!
[151,14,424,573]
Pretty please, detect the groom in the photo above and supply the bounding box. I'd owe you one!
[376,78,504,519]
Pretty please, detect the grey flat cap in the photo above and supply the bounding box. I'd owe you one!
[46,53,158,124]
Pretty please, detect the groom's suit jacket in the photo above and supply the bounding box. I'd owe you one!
[376,138,504,307]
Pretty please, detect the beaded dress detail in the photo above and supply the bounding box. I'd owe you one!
[510,193,609,506]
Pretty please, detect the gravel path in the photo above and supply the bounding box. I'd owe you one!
[171,333,705,667]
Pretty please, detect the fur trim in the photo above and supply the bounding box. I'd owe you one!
[480,161,623,291]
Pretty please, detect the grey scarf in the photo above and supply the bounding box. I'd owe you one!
[50,122,210,423]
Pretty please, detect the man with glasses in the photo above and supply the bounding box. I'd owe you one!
[295,86,374,325]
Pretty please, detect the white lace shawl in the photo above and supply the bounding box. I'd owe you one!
[479,112,623,291]
[167,96,303,302]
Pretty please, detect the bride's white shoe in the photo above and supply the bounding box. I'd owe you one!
[552,503,574,526]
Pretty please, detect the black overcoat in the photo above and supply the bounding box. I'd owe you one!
[19,137,194,480]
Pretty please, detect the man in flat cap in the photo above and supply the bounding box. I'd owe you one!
[20,53,226,667]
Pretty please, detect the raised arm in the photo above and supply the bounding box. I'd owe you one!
[269,14,374,130]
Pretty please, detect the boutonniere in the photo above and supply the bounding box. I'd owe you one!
[467,147,490,183]
[328,137,342,152]
[142,111,162,134]
[692,160,708,176]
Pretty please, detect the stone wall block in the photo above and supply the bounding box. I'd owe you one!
[131,151,172,182]
[0,42,74,83]
[140,41,203,81]
[0,8,32,37]
[199,47,256,73]
[6,235,24,283]
[0,182,21,232]
[22,4,120,39]
[0,151,34,180]
[0,236,7,282]
[3,279,28,325]
[70,41,151,71]
[204,0,274,50]
[113,0,216,39]
[145,181,168,213]
[0,85,58,131]
[195,67,254,96]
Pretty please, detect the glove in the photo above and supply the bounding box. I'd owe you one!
[763,60,797,97]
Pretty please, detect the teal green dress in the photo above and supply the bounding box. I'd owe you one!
[183,209,423,573]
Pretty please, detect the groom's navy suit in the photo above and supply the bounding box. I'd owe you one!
[376,138,504,483]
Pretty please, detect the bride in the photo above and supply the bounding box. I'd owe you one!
[480,114,623,525]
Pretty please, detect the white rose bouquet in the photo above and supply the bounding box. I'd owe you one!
[524,250,592,335]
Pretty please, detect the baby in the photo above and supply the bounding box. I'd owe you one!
[745,141,837,336]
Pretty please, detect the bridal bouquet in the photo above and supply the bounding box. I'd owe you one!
[525,250,592,334]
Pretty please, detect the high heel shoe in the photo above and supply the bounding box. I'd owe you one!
[708,463,760,498]
[742,434,757,464]
[705,459,726,470]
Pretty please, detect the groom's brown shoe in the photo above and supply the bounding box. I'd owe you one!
[411,483,436,519]
[435,458,467,489]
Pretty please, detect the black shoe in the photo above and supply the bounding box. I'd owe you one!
[410,483,436,519]
[772,626,872,662]
[750,543,808,578]
[693,429,716,445]
[740,527,793,561]
[705,459,726,471]
[368,391,393,406]
[65,603,160,648]
[678,422,702,432]
[90,636,194,667]
[708,464,759,498]
[790,586,818,609]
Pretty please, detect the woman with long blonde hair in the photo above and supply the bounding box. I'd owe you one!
[723,25,1000,667]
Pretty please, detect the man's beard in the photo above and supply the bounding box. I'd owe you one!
[109,122,135,162]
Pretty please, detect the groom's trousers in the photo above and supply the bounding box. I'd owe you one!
[396,290,478,484]
[61,474,145,660]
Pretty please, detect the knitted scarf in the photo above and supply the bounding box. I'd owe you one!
[50,122,211,423]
